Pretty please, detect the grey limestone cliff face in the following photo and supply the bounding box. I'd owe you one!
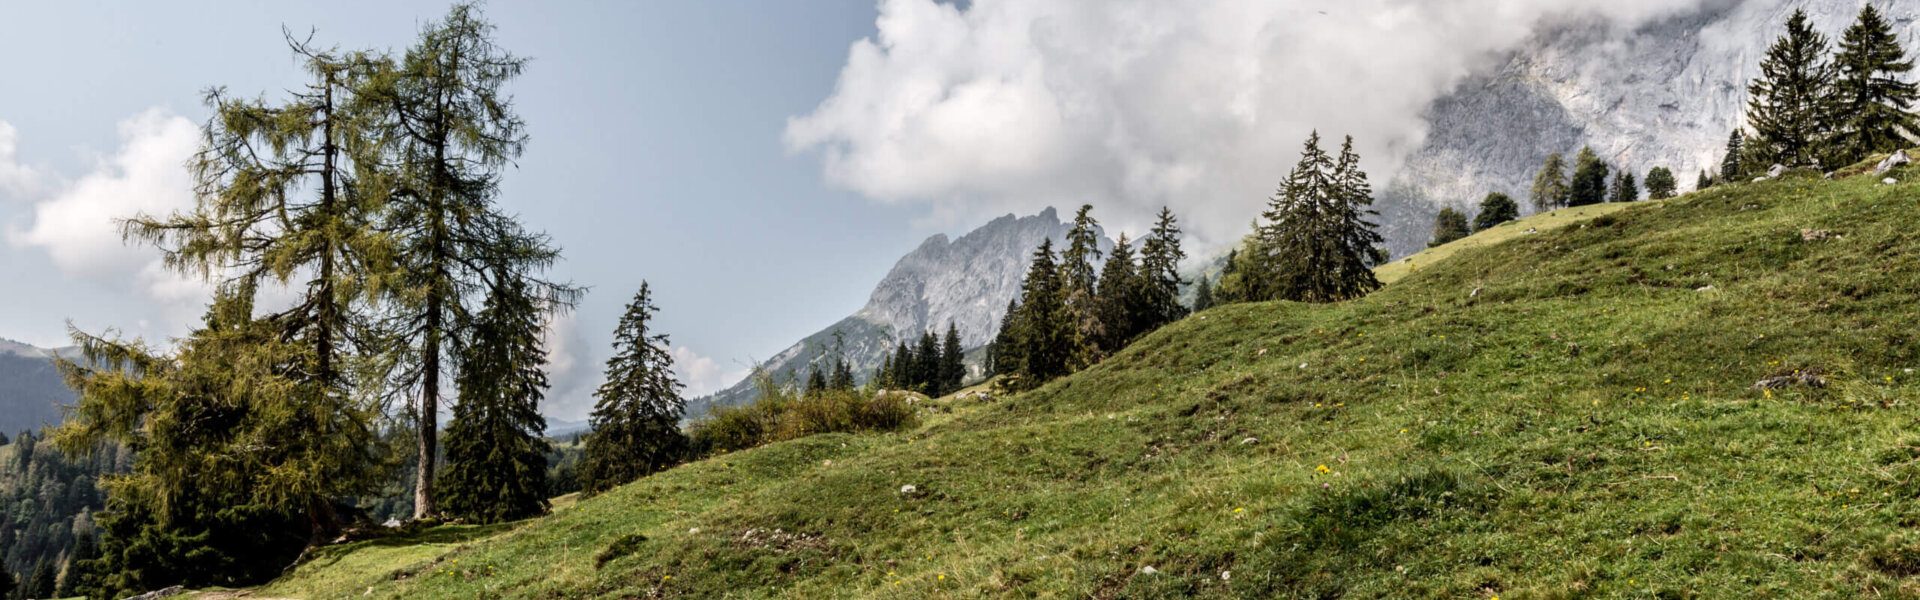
[1378,0,1920,257]
[688,207,1106,416]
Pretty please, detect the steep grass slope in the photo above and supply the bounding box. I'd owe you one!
[262,171,1920,599]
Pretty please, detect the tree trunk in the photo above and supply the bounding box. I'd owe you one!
[414,323,439,519]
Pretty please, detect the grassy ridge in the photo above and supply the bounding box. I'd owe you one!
[260,170,1920,599]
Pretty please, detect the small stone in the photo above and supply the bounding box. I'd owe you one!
[689,527,700,534]
[1695,285,1714,292]
[900,484,918,494]
[1753,177,1768,183]
[1875,149,1910,175]
[1240,437,1258,445]
[1767,164,1788,178]
[1470,287,1483,298]
[1885,177,1899,185]
[1140,566,1159,575]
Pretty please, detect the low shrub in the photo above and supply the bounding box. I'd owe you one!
[689,372,918,455]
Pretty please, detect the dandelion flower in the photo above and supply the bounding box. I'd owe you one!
[1316,465,1332,474]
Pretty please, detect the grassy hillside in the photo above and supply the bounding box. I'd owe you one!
[257,169,1919,599]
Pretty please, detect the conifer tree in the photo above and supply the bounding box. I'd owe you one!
[1008,239,1072,389]
[889,341,915,391]
[940,323,965,395]
[1746,9,1837,168]
[1213,248,1245,305]
[1139,207,1189,328]
[912,331,940,394]
[805,365,829,397]
[1428,208,1470,248]
[578,283,686,494]
[1472,192,1518,232]
[440,273,553,524]
[1094,234,1143,350]
[1060,205,1106,364]
[1645,167,1678,200]
[1530,153,1571,211]
[359,4,579,517]
[1254,132,1384,303]
[1697,170,1714,190]
[1569,146,1610,206]
[1193,277,1215,312]
[828,331,856,391]
[1607,171,1639,203]
[26,558,52,599]
[1722,130,1747,181]
[987,299,1020,378]
[1830,5,1919,164]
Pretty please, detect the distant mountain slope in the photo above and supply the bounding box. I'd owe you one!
[1377,0,1920,257]
[0,338,77,435]
[689,208,1108,416]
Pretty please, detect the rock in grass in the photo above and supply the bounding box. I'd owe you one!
[1140,566,1159,575]
[1875,150,1910,175]
[1885,177,1899,185]
[120,585,185,600]
[1767,164,1788,179]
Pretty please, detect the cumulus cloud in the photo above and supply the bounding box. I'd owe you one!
[0,122,46,200]
[6,108,212,337]
[538,310,599,418]
[788,0,1707,248]
[673,346,750,400]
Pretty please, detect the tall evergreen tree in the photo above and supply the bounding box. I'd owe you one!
[1472,192,1518,232]
[25,558,52,600]
[578,283,686,494]
[1830,5,1919,165]
[987,299,1020,378]
[1530,153,1571,211]
[439,273,553,524]
[54,532,97,598]
[1139,207,1189,328]
[1569,147,1610,207]
[1746,9,1837,168]
[1093,234,1142,349]
[359,4,578,517]
[1607,170,1639,203]
[940,323,965,395]
[805,365,829,397]
[828,331,856,391]
[1059,205,1105,365]
[1722,129,1747,181]
[1009,239,1073,389]
[914,331,941,393]
[1193,277,1215,312]
[1697,170,1715,191]
[1428,208,1470,248]
[1645,167,1678,200]
[1253,133,1384,303]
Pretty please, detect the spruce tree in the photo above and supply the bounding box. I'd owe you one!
[940,323,965,395]
[1645,167,1678,200]
[828,331,856,391]
[1193,277,1215,312]
[1472,192,1518,232]
[1530,153,1571,211]
[1569,147,1610,206]
[1094,234,1142,349]
[1254,133,1384,303]
[440,273,553,524]
[1830,5,1919,164]
[1746,9,1837,168]
[1428,208,1470,248]
[913,331,940,393]
[1722,130,1747,181]
[26,558,52,599]
[988,299,1020,378]
[578,283,686,494]
[1697,170,1714,190]
[1059,205,1105,365]
[1139,207,1189,329]
[805,365,828,397]
[359,4,579,517]
[1607,171,1639,203]
[1009,239,1073,388]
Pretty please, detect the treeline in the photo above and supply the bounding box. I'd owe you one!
[0,432,125,600]
[874,325,964,397]
[41,5,595,598]
[986,204,1190,390]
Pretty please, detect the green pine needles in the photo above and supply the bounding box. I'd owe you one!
[579,283,689,495]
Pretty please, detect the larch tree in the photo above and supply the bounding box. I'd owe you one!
[1530,153,1571,211]
[1645,167,1678,199]
[359,4,577,518]
[1472,192,1518,232]
[1830,4,1919,164]
[1746,9,1837,168]
[439,272,554,524]
[1254,133,1384,303]
[1428,208,1470,248]
[579,283,687,494]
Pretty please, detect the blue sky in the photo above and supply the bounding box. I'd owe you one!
[0,1,935,418]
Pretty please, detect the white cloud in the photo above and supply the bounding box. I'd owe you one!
[788,0,1707,247]
[673,346,749,400]
[538,310,599,419]
[0,122,46,200]
[7,108,212,339]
